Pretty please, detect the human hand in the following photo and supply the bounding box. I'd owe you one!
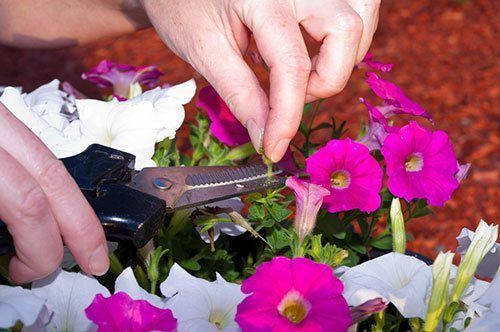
[0,103,109,283]
[141,0,380,161]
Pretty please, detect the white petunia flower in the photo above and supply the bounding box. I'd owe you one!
[115,267,166,309]
[160,263,245,331]
[464,273,500,331]
[22,79,77,129]
[31,269,110,331]
[195,198,247,243]
[341,252,432,319]
[0,84,90,158]
[0,285,49,329]
[457,222,500,279]
[75,79,196,169]
[1,79,196,169]
[30,266,169,331]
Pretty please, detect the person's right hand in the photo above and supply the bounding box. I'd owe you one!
[0,102,109,284]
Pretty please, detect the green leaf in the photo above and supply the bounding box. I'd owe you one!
[266,202,292,222]
[249,204,265,220]
[180,259,201,271]
[370,234,393,250]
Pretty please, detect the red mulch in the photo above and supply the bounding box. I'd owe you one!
[0,0,498,259]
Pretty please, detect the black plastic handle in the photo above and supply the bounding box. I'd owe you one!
[0,144,166,255]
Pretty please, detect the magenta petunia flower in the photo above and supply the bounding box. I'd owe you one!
[306,139,383,213]
[286,177,330,242]
[357,53,393,72]
[381,121,459,206]
[82,60,163,99]
[235,256,351,332]
[85,292,177,332]
[366,72,432,121]
[197,86,250,146]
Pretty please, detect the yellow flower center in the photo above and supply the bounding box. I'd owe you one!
[278,290,310,325]
[405,153,424,172]
[331,170,351,189]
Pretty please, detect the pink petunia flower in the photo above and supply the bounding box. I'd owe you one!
[197,86,250,146]
[85,292,177,332]
[82,60,163,99]
[306,139,383,213]
[235,256,351,332]
[286,177,330,242]
[357,53,393,72]
[381,121,459,206]
[366,72,432,121]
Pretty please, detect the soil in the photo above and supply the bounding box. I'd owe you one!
[0,0,498,259]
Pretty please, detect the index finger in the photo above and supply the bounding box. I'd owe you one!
[0,103,109,276]
[239,1,311,162]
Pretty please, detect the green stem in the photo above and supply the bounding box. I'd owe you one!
[304,99,323,153]
[372,310,385,332]
[108,252,124,276]
[364,215,378,244]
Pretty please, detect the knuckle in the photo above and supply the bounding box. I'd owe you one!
[16,182,49,222]
[282,54,312,74]
[335,12,363,34]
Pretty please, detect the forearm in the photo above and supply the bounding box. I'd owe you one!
[0,0,150,48]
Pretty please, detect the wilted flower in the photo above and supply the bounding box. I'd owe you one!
[306,138,383,213]
[450,220,498,304]
[424,251,454,332]
[0,285,50,329]
[381,121,460,206]
[236,256,351,331]
[160,263,245,331]
[82,60,163,99]
[358,53,393,72]
[357,99,399,151]
[197,85,250,146]
[285,177,330,242]
[366,72,432,120]
[349,298,387,324]
[85,292,177,332]
[456,162,472,183]
[456,220,499,279]
[341,253,432,319]
[195,198,247,243]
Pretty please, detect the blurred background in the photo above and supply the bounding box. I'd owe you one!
[0,0,498,258]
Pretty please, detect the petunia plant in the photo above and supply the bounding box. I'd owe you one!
[0,56,497,332]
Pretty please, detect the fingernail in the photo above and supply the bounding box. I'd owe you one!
[246,119,263,153]
[269,138,291,163]
[89,243,109,276]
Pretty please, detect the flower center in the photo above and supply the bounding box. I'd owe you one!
[331,170,351,189]
[405,153,424,172]
[278,290,310,325]
[209,311,227,330]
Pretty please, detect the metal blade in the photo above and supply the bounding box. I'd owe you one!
[131,164,286,212]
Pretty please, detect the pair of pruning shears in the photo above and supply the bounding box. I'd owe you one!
[0,144,286,255]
